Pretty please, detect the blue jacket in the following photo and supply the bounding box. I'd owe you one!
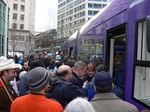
[86,81,119,100]
[115,60,125,89]
[19,72,29,96]
[49,76,86,108]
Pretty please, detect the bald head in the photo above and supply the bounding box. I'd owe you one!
[57,65,71,72]
[56,65,72,81]
[56,65,71,76]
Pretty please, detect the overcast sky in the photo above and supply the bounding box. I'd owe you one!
[35,0,58,32]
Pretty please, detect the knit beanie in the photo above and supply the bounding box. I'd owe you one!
[27,67,50,92]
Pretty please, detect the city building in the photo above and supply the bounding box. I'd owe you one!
[8,0,36,56]
[34,29,57,54]
[57,0,111,48]
[0,0,9,56]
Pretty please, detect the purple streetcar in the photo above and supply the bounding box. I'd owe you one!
[61,0,150,110]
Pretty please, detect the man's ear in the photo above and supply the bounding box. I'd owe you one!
[94,86,98,93]
[3,70,8,76]
[64,74,68,80]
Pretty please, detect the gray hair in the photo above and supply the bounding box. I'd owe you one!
[74,61,86,71]
[64,97,95,112]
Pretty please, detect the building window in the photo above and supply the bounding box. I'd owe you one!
[21,5,25,11]
[22,36,25,41]
[88,18,91,20]
[11,35,14,40]
[21,0,25,2]
[88,3,92,8]
[13,13,17,19]
[20,14,24,20]
[94,11,99,15]
[88,10,93,15]
[94,4,101,8]
[13,4,18,10]
[13,23,17,29]
[20,24,24,29]
[103,4,107,7]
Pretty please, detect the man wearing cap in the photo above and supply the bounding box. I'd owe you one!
[90,71,138,112]
[19,59,45,96]
[55,55,61,63]
[10,67,63,112]
[0,59,21,112]
[48,65,86,108]
[43,53,53,68]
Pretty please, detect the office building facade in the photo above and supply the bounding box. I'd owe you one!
[0,0,9,56]
[57,0,111,46]
[8,0,36,55]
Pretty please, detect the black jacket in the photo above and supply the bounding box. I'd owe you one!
[70,72,84,88]
[48,76,86,108]
[81,74,94,82]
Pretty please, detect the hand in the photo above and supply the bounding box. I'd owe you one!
[82,80,88,88]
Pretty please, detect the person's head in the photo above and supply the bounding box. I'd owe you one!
[56,65,72,81]
[29,59,45,70]
[30,54,37,59]
[73,61,87,78]
[55,61,62,68]
[19,71,27,79]
[66,60,76,71]
[87,63,96,77]
[64,97,95,112]
[0,59,21,83]
[46,53,53,59]
[94,71,113,93]
[118,52,125,61]
[49,59,55,65]
[19,56,23,60]
[27,67,50,92]
[97,64,108,72]
[55,55,61,60]
[21,61,29,71]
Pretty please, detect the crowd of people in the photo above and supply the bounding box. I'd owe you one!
[0,53,144,112]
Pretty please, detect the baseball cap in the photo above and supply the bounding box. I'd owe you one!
[94,71,112,87]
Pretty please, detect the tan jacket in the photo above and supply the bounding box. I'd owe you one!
[0,78,18,112]
[90,93,139,112]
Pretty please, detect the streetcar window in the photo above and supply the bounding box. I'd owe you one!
[80,37,104,66]
[95,41,103,66]
[146,15,150,53]
[136,21,150,61]
[133,19,150,107]
[134,66,150,107]
[80,37,95,64]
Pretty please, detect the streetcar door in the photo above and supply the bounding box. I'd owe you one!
[108,34,126,99]
[106,24,127,99]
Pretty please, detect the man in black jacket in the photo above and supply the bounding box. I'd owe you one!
[48,65,86,108]
[70,61,87,88]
